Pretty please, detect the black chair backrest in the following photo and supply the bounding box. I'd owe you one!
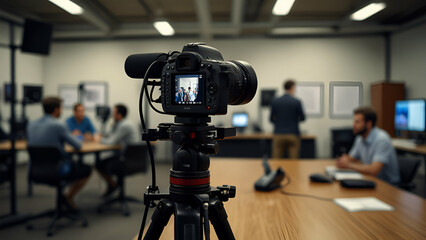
[331,128,355,157]
[0,153,10,184]
[398,157,421,184]
[27,146,63,185]
[123,144,150,176]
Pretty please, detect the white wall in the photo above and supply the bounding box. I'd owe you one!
[391,22,426,99]
[43,36,385,159]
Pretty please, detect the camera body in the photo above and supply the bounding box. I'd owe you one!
[125,42,257,116]
[161,43,256,116]
[161,45,227,115]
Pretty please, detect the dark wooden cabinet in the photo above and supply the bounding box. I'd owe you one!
[371,82,405,137]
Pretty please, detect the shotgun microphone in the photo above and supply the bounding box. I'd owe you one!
[124,53,168,79]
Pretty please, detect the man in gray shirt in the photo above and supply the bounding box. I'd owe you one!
[270,80,306,158]
[337,106,400,184]
[27,97,91,209]
[96,104,139,197]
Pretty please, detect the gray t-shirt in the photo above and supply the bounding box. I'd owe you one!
[27,115,82,156]
[101,118,140,148]
[349,127,400,184]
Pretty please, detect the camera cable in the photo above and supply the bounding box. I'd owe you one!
[137,59,166,240]
[280,175,333,202]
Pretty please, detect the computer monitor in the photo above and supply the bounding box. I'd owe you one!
[395,99,426,132]
[23,85,43,104]
[232,112,249,128]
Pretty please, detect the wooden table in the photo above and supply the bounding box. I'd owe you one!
[0,140,121,153]
[138,159,426,239]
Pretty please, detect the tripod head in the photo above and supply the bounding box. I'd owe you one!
[143,116,236,204]
[143,116,236,155]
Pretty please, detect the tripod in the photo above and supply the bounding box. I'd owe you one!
[142,116,236,240]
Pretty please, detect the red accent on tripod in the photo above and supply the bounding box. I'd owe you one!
[170,176,210,186]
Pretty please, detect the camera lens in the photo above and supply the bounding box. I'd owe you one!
[227,60,258,105]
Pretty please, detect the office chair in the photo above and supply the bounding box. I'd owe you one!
[331,128,355,157]
[97,144,149,216]
[397,157,421,191]
[26,146,88,237]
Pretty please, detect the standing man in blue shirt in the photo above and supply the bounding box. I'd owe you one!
[337,106,400,184]
[66,103,97,141]
[270,80,306,158]
[27,97,92,209]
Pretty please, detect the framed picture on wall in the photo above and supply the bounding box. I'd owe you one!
[58,85,78,108]
[79,82,108,109]
[329,81,363,118]
[295,82,324,117]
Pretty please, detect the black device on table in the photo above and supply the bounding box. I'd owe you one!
[309,173,333,183]
[125,43,258,240]
[254,155,285,191]
[340,179,376,188]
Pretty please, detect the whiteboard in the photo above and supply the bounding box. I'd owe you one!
[295,82,324,117]
[58,85,78,108]
[79,82,108,109]
[329,82,363,118]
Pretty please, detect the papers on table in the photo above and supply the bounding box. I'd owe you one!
[334,197,394,212]
[325,166,363,180]
[334,172,363,181]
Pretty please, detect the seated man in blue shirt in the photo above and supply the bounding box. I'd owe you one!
[27,97,92,209]
[336,106,400,184]
[66,103,97,141]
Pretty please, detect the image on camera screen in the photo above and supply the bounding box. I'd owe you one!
[174,74,203,105]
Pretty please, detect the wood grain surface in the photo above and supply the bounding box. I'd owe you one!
[137,159,426,240]
[0,140,120,153]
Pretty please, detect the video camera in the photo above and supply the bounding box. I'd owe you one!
[125,42,257,116]
[126,43,258,240]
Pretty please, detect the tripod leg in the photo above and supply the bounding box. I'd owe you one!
[209,198,235,240]
[143,199,174,240]
[174,202,203,240]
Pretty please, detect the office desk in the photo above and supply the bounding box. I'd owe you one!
[215,133,316,158]
[392,142,426,155]
[139,159,426,239]
[392,139,426,181]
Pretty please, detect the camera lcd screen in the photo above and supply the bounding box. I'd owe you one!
[174,74,203,105]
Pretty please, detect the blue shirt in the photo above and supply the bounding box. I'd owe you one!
[66,116,96,135]
[27,115,82,156]
[349,127,400,184]
[270,94,306,135]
